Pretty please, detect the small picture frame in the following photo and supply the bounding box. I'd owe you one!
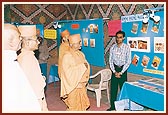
[154,37,164,53]
[131,23,138,34]
[151,20,160,33]
[88,24,99,34]
[141,22,148,34]
[151,56,161,69]
[83,38,88,47]
[132,54,139,66]
[141,55,150,68]
[90,39,95,47]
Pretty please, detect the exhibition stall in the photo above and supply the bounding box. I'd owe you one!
[115,7,165,111]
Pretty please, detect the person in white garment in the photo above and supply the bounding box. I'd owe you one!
[2,23,41,113]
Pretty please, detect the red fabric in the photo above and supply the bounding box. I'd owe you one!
[108,20,121,36]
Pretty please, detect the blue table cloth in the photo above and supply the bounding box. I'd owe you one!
[48,64,60,85]
[117,82,164,111]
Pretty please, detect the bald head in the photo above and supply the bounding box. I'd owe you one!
[4,24,19,32]
[4,24,21,51]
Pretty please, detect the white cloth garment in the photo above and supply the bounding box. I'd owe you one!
[2,50,41,113]
[115,99,144,111]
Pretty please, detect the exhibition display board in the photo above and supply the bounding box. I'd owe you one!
[118,7,165,111]
[56,18,105,67]
[121,7,164,79]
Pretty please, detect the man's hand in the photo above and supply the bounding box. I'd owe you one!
[115,72,121,78]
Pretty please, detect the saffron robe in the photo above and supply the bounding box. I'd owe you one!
[17,49,48,111]
[58,42,70,78]
[60,49,90,111]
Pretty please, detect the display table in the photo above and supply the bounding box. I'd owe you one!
[48,64,60,87]
[117,80,164,111]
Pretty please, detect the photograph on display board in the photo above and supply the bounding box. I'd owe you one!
[141,55,150,68]
[151,18,161,33]
[132,54,139,66]
[83,38,88,47]
[138,40,147,50]
[131,23,139,34]
[154,37,164,53]
[88,24,98,33]
[90,39,95,47]
[151,56,161,69]
[141,22,149,34]
[36,29,41,37]
[127,37,150,52]
[128,40,137,49]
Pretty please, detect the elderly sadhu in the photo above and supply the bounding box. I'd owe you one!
[58,29,70,78]
[3,24,41,112]
[60,34,90,111]
[17,25,48,111]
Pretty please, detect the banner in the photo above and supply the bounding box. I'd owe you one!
[44,29,57,39]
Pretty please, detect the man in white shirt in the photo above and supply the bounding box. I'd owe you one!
[2,23,41,112]
[107,30,131,111]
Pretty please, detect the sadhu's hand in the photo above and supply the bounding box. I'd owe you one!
[84,62,88,69]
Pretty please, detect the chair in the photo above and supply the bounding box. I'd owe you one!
[86,69,112,107]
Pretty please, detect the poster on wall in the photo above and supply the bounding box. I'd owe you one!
[90,39,95,47]
[131,23,139,34]
[141,55,150,68]
[154,37,164,53]
[127,37,150,52]
[151,56,161,69]
[151,19,161,33]
[83,38,88,47]
[141,22,149,34]
[132,54,140,66]
[88,24,98,33]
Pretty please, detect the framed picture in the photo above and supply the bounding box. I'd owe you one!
[154,37,164,53]
[151,56,161,69]
[88,24,98,33]
[83,38,88,47]
[151,20,160,33]
[141,22,148,34]
[90,39,95,47]
[127,37,150,52]
[132,54,139,66]
[131,23,138,34]
[141,55,150,68]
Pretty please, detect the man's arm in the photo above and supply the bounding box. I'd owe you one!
[109,46,116,73]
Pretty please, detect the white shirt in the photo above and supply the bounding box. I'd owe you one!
[2,50,41,113]
[109,43,131,74]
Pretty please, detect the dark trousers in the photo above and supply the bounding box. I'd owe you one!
[110,64,127,110]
